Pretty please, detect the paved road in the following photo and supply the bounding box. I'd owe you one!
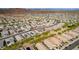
[0,22,59,40]
[63,39,79,50]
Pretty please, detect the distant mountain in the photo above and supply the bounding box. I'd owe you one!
[0,8,31,14]
[31,8,79,11]
[0,8,79,15]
